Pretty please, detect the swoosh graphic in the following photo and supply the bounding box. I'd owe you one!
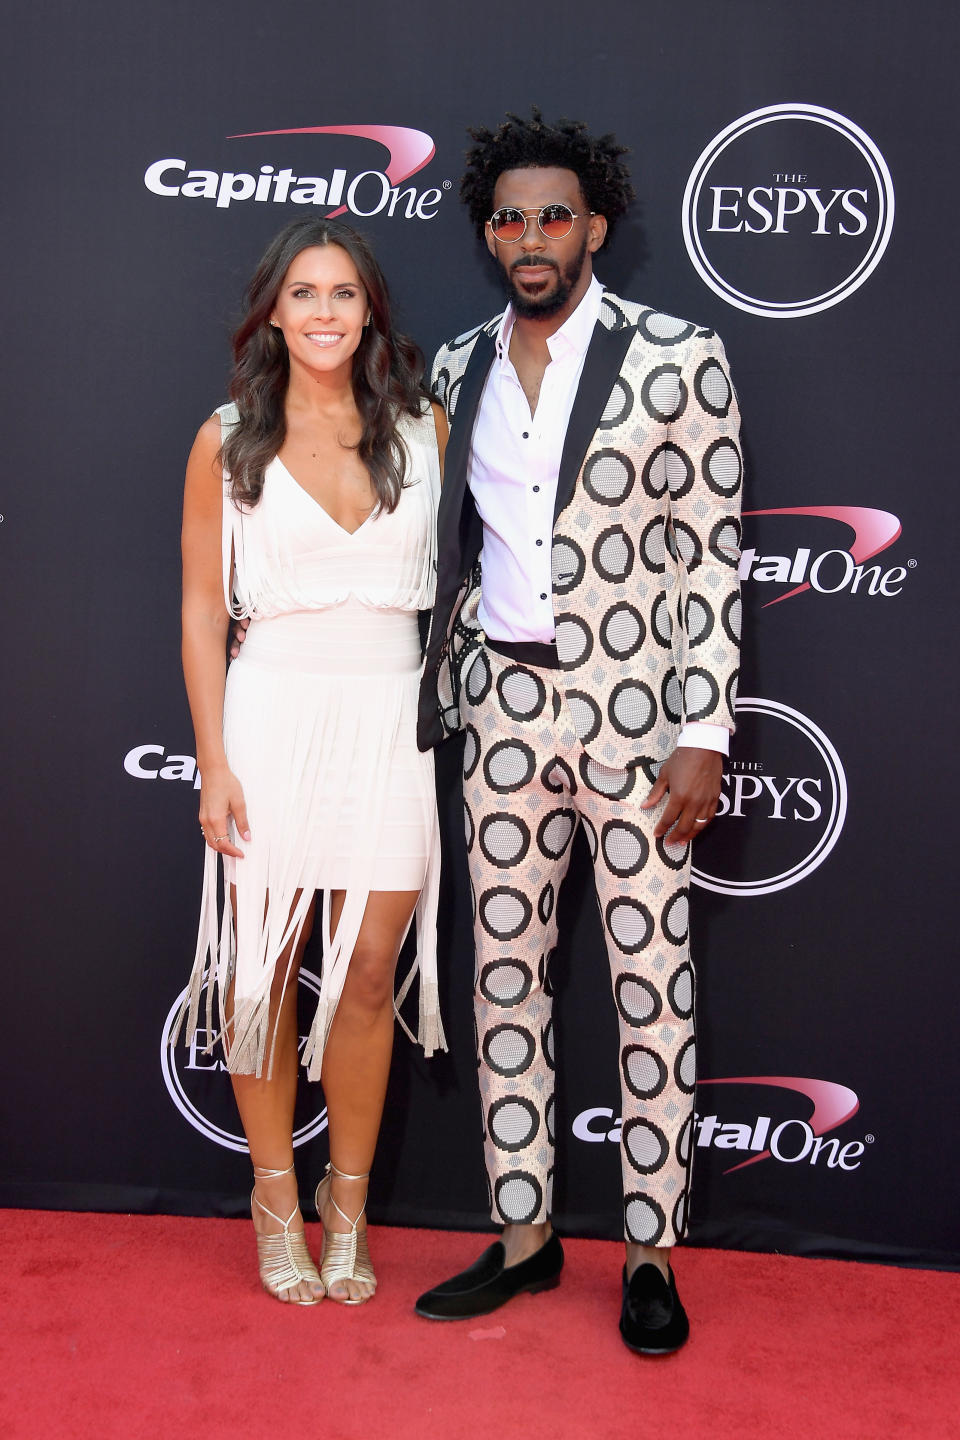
[698,1074,860,1173]
[743,505,902,606]
[227,124,436,217]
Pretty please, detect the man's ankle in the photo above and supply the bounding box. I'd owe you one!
[625,1242,671,1281]
[502,1221,551,1266]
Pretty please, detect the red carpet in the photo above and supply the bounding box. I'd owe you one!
[1,1212,958,1440]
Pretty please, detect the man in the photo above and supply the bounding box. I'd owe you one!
[414,110,742,1353]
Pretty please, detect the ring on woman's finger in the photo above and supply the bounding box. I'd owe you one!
[212,833,229,842]
[694,817,710,824]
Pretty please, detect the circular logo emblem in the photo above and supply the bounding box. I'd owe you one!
[692,697,847,897]
[682,104,895,318]
[160,968,329,1152]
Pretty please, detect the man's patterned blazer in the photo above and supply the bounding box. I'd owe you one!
[416,290,743,778]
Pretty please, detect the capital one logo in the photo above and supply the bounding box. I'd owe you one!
[691,698,847,897]
[145,123,444,220]
[160,971,328,1151]
[682,104,895,317]
[742,505,908,605]
[575,1076,868,1173]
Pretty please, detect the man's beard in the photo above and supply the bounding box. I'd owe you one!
[500,237,588,319]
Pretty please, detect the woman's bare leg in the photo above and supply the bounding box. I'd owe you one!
[227,890,324,1304]
[319,888,420,1302]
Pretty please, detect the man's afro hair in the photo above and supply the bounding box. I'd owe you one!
[460,107,634,246]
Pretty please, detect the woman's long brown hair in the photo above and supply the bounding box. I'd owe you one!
[221,217,426,511]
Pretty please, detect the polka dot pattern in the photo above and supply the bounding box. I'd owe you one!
[668,963,694,1018]
[702,437,742,495]
[537,809,576,859]
[624,1195,667,1246]
[609,680,656,739]
[662,889,690,945]
[483,1024,536,1077]
[428,291,741,1249]
[685,595,715,648]
[479,959,532,1007]
[566,690,602,744]
[478,814,531,868]
[683,668,720,722]
[601,820,649,877]
[642,442,694,500]
[555,615,594,670]
[639,518,666,574]
[599,377,634,429]
[464,649,492,705]
[606,897,655,954]
[551,537,586,594]
[616,974,662,1025]
[641,364,688,423]
[600,603,645,661]
[638,310,697,345]
[488,1097,540,1151]
[593,527,636,584]
[495,1172,542,1224]
[484,739,536,793]
[624,1118,669,1175]
[674,1037,696,1094]
[479,886,532,940]
[695,357,732,416]
[583,449,636,506]
[623,1044,668,1100]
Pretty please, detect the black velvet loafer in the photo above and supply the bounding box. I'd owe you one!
[619,1263,690,1355]
[414,1234,564,1320]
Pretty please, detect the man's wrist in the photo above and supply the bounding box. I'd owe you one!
[676,722,729,756]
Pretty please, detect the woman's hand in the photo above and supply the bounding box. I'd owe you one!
[229,616,250,660]
[198,764,251,859]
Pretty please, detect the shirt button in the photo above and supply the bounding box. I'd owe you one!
[522,431,529,439]
[532,484,540,492]
[536,539,543,547]
[540,592,547,600]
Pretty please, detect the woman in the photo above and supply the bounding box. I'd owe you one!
[177,217,447,1307]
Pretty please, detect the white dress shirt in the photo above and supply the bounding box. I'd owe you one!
[468,276,728,756]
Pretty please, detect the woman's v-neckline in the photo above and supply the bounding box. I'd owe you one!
[273,456,378,538]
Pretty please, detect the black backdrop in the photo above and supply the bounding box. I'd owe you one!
[3,0,957,1268]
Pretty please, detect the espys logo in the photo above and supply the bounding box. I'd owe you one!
[691,698,846,898]
[575,1076,869,1173]
[144,123,444,220]
[682,103,895,317]
[161,972,328,1151]
[741,505,910,605]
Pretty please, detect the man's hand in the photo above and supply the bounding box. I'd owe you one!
[640,747,723,846]
[229,616,249,659]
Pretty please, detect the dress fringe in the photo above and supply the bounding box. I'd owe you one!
[176,662,446,1081]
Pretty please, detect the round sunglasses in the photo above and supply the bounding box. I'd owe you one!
[487,203,595,242]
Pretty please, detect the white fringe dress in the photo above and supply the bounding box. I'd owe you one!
[179,401,445,1079]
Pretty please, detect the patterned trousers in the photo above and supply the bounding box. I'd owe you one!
[460,643,696,1247]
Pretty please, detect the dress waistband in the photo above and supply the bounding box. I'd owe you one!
[238,600,422,676]
[484,636,562,670]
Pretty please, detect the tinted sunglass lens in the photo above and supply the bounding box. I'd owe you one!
[539,204,575,237]
[491,209,526,240]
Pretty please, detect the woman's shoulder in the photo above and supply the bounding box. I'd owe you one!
[398,395,442,441]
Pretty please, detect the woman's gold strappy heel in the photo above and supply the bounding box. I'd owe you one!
[251,1163,324,1305]
[315,1162,377,1304]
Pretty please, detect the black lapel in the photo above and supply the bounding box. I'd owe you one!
[436,328,495,585]
[553,319,636,524]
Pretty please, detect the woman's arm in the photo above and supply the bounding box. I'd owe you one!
[430,399,449,479]
[181,416,250,856]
